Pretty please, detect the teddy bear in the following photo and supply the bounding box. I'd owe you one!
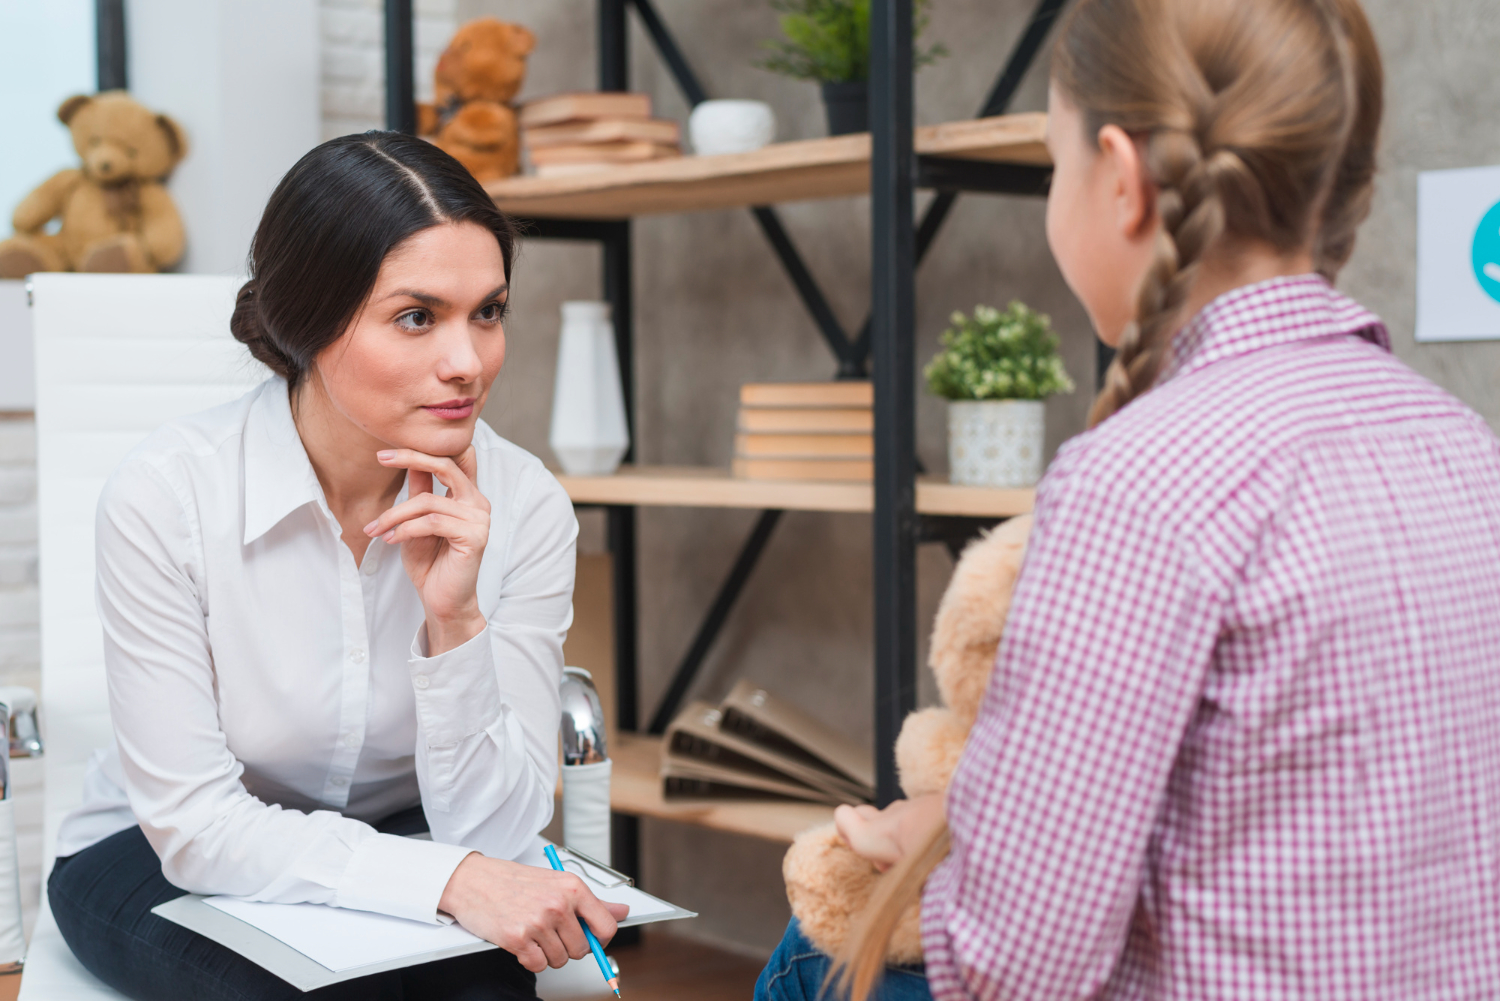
[0,91,187,278]
[782,513,1032,964]
[417,18,536,183]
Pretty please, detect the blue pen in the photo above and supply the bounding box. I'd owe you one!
[543,844,620,997]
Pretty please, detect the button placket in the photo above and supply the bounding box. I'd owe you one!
[321,505,371,808]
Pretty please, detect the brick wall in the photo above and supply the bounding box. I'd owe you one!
[0,415,41,936]
[321,0,457,142]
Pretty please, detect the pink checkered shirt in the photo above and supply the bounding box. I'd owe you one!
[921,275,1500,1000]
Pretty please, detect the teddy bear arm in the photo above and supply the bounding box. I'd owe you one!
[136,184,186,270]
[12,170,84,233]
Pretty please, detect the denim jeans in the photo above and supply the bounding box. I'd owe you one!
[48,814,537,1001]
[755,919,933,1001]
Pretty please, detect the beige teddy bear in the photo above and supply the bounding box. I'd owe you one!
[0,91,187,278]
[783,514,1032,963]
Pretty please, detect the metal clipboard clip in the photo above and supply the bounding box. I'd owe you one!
[559,847,634,889]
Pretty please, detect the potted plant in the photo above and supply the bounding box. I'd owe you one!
[757,0,947,136]
[925,302,1073,488]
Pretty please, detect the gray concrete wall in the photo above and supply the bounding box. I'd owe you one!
[461,0,1500,955]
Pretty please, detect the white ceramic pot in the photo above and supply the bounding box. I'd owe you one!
[549,301,630,476]
[947,399,1045,488]
[688,99,777,156]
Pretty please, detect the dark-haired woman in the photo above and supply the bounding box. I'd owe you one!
[45,133,622,1001]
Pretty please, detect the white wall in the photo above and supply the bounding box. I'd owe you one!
[0,1,94,241]
[128,0,322,275]
[321,0,457,142]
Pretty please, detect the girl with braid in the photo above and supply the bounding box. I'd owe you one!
[757,0,1500,998]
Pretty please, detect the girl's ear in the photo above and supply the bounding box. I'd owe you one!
[1097,123,1154,240]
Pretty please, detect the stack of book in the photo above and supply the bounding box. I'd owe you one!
[733,381,874,482]
[661,680,875,805]
[519,92,682,177]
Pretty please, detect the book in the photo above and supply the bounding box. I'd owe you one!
[735,433,873,458]
[719,680,875,794]
[519,92,653,128]
[662,700,871,805]
[528,141,680,166]
[524,117,681,148]
[739,381,874,408]
[732,457,874,482]
[737,407,874,433]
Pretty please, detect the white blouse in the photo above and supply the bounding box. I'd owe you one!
[55,377,576,923]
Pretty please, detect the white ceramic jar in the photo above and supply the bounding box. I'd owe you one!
[947,399,1045,488]
[549,301,630,476]
[688,100,777,156]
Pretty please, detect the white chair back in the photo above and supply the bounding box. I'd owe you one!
[31,273,266,877]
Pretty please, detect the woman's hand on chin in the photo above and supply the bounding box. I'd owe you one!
[364,445,490,655]
[438,853,631,972]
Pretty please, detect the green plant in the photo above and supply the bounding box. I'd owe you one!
[756,0,948,84]
[924,302,1074,401]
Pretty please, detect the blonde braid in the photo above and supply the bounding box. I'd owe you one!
[1087,129,1233,428]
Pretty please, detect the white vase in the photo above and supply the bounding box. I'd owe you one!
[549,301,629,476]
[688,99,777,155]
[947,399,1045,488]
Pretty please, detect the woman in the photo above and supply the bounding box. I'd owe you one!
[48,132,625,1000]
[759,0,1500,998]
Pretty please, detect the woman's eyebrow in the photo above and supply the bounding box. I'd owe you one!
[386,289,450,308]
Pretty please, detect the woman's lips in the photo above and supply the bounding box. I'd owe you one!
[422,398,476,420]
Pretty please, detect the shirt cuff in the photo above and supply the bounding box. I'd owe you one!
[336,832,474,924]
[409,622,501,746]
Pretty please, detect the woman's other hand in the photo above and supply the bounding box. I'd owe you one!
[835,793,945,872]
[439,854,631,972]
[364,445,490,654]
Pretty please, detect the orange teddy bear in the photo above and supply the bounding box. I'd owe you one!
[418,18,536,182]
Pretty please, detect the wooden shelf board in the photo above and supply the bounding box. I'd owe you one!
[606,733,836,844]
[490,113,1048,220]
[557,464,1034,518]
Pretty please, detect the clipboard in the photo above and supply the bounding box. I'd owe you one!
[151,844,696,992]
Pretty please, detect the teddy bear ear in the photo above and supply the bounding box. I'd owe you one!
[510,24,537,56]
[57,95,92,125]
[155,114,189,163]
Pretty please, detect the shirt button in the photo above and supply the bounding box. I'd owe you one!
[350,648,366,664]
[343,733,359,749]
[331,776,348,787]
[413,674,430,690]
[362,559,377,576]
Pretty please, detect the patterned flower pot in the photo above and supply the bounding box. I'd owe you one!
[947,399,1045,488]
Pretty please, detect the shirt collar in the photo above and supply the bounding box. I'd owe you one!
[1158,273,1390,385]
[242,378,324,545]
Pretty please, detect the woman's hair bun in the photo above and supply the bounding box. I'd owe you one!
[230,278,295,379]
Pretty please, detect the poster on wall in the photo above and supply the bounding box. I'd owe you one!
[1416,164,1500,342]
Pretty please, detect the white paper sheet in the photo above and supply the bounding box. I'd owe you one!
[199,843,675,973]
[203,897,480,973]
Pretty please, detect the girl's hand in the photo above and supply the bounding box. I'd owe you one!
[438,854,630,972]
[835,793,945,872]
[364,446,489,655]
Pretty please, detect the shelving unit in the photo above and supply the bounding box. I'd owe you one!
[388,0,1067,861]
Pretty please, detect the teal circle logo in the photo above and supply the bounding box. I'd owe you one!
[1473,199,1500,304]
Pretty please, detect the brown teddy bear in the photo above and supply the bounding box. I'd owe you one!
[0,91,187,278]
[782,514,1032,963]
[417,18,536,182]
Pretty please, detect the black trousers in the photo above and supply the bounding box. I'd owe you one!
[48,813,537,1001]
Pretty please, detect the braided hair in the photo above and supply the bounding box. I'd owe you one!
[1050,0,1383,428]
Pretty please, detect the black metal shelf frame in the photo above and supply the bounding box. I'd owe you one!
[384,0,1066,872]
